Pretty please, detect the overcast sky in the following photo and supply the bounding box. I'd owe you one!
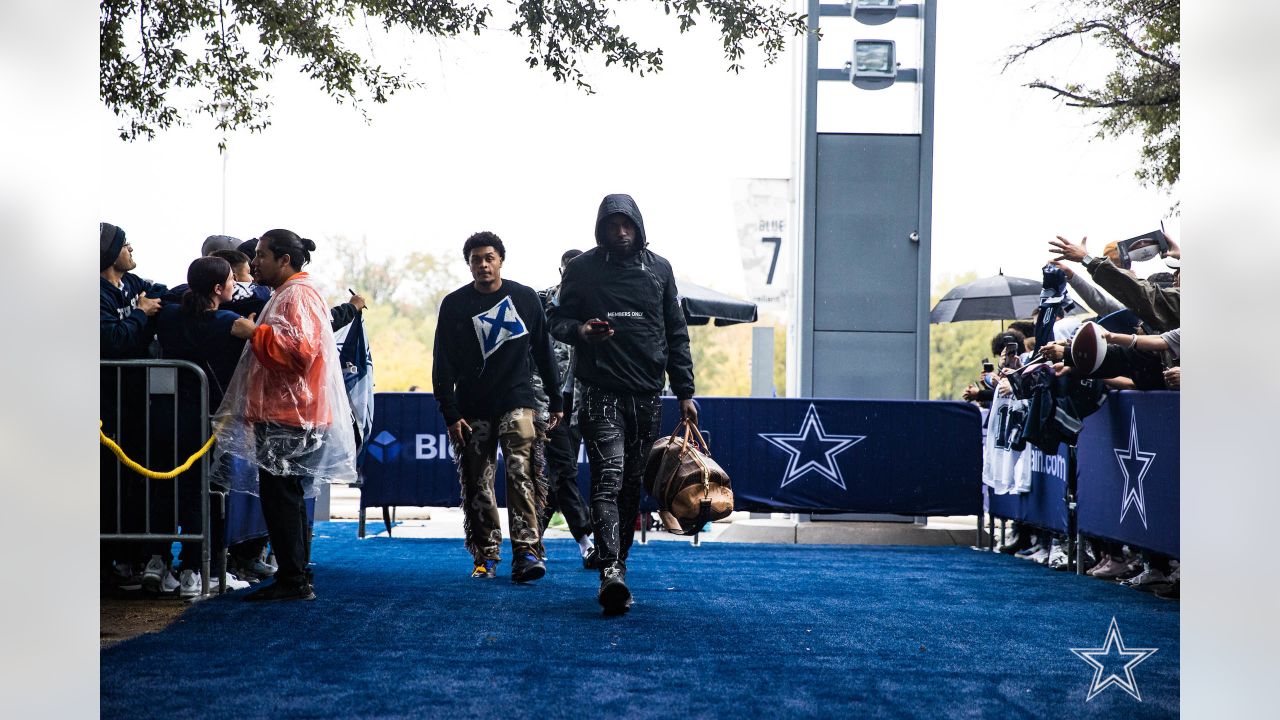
[98,0,1180,299]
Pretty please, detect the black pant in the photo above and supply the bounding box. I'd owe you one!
[539,420,592,540]
[257,467,311,587]
[579,386,662,570]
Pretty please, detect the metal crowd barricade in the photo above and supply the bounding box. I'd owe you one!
[100,359,216,597]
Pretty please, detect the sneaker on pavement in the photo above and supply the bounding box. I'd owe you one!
[244,580,316,602]
[213,573,252,592]
[1014,538,1043,558]
[471,560,498,579]
[178,569,203,598]
[141,555,168,594]
[1087,557,1117,577]
[598,564,632,616]
[1047,541,1070,571]
[1026,545,1050,565]
[1121,565,1170,590]
[997,529,1032,555]
[110,561,142,591]
[1114,559,1146,581]
[1093,557,1138,580]
[512,554,546,584]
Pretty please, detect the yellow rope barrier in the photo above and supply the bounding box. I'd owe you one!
[99,420,216,480]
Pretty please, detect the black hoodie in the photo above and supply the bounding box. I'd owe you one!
[548,194,695,399]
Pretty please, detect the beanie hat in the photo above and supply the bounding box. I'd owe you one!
[237,238,258,257]
[100,222,125,271]
[202,234,241,256]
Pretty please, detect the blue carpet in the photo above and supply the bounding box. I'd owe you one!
[102,522,1178,718]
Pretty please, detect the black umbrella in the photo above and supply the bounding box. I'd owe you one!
[678,281,758,326]
[929,272,1087,323]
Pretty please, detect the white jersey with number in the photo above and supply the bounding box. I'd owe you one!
[982,393,1032,494]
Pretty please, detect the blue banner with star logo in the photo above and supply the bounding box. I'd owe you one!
[685,398,982,515]
[359,394,983,516]
[1076,391,1179,557]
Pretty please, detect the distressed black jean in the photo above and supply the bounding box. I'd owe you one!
[579,386,662,570]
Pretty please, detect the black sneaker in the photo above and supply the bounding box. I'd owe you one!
[997,528,1033,555]
[244,580,316,602]
[598,565,632,616]
[512,554,546,584]
[582,545,601,570]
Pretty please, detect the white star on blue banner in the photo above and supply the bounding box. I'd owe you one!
[1114,408,1155,529]
[758,403,865,490]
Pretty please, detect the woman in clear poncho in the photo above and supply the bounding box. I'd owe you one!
[212,229,356,602]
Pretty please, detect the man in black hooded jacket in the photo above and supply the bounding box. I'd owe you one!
[549,193,697,615]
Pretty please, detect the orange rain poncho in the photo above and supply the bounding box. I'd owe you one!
[212,272,357,496]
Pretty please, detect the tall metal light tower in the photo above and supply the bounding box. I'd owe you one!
[795,0,936,400]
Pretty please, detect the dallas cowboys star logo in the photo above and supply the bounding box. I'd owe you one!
[1114,408,1155,529]
[758,403,865,490]
[472,296,528,360]
[1070,617,1158,702]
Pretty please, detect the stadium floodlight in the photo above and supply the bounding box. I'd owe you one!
[852,40,896,78]
[853,0,899,26]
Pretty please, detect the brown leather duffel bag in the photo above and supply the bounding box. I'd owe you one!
[643,418,733,535]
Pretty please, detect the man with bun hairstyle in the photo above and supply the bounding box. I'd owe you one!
[213,229,358,602]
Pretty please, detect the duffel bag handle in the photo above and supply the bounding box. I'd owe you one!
[679,417,713,457]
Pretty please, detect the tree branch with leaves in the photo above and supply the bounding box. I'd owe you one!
[1004,0,1179,191]
[100,0,809,146]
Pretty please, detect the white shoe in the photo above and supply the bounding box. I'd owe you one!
[1047,541,1070,570]
[1121,565,1170,590]
[141,555,168,593]
[1025,545,1050,564]
[159,570,179,593]
[178,569,203,598]
[213,573,251,592]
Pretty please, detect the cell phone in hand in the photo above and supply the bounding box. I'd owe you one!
[982,359,995,374]
[588,320,611,331]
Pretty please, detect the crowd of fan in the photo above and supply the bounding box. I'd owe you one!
[99,226,367,598]
[961,232,1181,600]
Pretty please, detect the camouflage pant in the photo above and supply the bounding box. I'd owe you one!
[457,407,542,563]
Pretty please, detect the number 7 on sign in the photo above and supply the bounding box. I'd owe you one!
[761,236,782,285]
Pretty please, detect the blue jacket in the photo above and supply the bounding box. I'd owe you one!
[100,274,168,359]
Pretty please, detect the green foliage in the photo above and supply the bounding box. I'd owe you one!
[100,0,809,145]
[1005,0,1179,190]
[928,272,1002,401]
[316,235,465,391]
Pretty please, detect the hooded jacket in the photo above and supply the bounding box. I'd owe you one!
[548,194,695,399]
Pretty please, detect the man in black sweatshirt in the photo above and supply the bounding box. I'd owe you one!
[549,194,697,615]
[432,232,563,583]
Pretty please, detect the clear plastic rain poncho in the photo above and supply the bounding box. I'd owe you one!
[211,272,357,497]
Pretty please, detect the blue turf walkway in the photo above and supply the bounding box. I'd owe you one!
[102,522,1179,719]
